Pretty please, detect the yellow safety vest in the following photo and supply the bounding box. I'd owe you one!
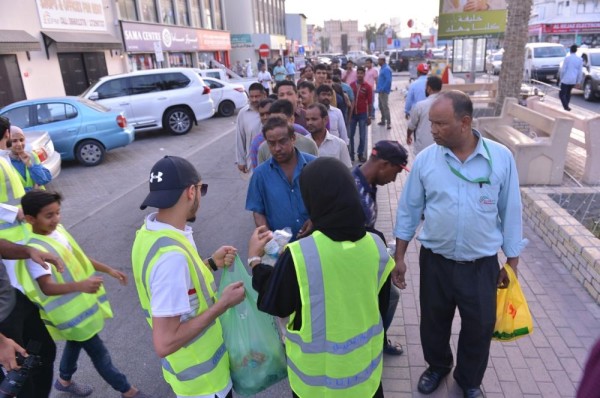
[14,152,46,191]
[17,225,113,341]
[286,231,394,398]
[131,225,230,396]
[0,156,26,242]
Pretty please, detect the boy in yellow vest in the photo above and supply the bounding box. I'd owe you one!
[18,190,151,398]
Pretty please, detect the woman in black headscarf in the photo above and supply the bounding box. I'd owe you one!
[248,157,393,398]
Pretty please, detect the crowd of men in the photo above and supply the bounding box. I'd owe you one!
[2,54,598,398]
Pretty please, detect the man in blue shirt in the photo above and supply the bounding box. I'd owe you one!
[559,44,583,111]
[393,91,526,398]
[285,57,297,81]
[376,55,392,130]
[404,63,429,119]
[246,116,316,240]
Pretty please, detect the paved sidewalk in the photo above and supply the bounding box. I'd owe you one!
[368,89,600,397]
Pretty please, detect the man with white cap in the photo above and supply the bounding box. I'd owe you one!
[131,156,245,398]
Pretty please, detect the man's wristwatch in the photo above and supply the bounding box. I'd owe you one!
[247,256,262,267]
[206,257,218,271]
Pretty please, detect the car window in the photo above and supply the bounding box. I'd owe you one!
[160,72,191,90]
[2,106,31,128]
[533,46,565,58]
[130,74,163,95]
[96,78,129,99]
[206,80,223,89]
[589,53,600,66]
[36,103,78,124]
[203,71,221,79]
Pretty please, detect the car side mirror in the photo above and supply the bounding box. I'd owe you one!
[88,92,99,100]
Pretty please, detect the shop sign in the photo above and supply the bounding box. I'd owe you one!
[529,22,600,34]
[122,21,200,52]
[197,30,231,51]
[231,34,253,48]
[437,0,507,40]
[36,0,106,31]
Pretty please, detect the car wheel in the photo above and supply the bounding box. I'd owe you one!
[583,79,594,101]
[218,100,236,117]
[164,107,193,135]
[75,139,105,166]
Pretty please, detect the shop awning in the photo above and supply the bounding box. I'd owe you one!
[42,31,122,58]
[0,30,41,53]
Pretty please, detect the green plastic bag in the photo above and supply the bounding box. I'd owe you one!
[218,256,288,396]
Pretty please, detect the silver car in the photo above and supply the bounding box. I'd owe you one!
[23,130,61,178]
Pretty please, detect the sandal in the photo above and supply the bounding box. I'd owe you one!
[383,339,404,356]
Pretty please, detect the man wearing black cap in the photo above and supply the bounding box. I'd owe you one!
[352,140,409,356]
[131,156,245,398]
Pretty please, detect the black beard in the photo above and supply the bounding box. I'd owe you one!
[186,216,196,223]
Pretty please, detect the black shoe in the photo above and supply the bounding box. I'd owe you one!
[386,124,391,130]
[417,368,449,394]
[358,155,366,163]
[377,121,385,126]
[565,107,572,111]
[383,339,403,356]
[463,387,485,398]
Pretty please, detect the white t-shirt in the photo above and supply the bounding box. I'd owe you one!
[144,213,232,398]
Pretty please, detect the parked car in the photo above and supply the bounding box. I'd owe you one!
[580,48,600,101]
[354,55,379,68]
[22,130,61,178]
[524,42,566,81]
[389,49,426,72]
[196,68,256,94]
[198,75,249,117]
[81,68,214,135]
[0,97,134,166]
[486,52,503,75]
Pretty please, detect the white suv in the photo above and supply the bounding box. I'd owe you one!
[81,68,215,135]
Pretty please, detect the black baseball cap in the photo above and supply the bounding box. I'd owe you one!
[371,140,410,171]
[140,156,200,210]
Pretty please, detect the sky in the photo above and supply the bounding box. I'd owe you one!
[285,0,441,34]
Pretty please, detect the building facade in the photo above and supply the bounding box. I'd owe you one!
[529,0,600,46]
[0,0,231,106]
[322,20,364,54]
[285,13,307,55]
[225,0,286,72]
[117,0,231,71]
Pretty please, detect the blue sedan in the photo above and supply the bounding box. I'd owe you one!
[0,97,135,166]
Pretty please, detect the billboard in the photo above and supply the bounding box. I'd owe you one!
[438,0,507,40]
[37,0,107,31]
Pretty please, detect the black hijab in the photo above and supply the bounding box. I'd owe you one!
[300,157,366,242]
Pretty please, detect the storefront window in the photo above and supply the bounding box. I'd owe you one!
[140,0,158,23]
[213,0,223,30]
[203,0,213,29]
[130,54,158,71]
[190,0,201,27]
[169,53,193,67]
[119,0,138,21]
[198,52,213,68]
[161,0,175,24]
[177,0,189,25]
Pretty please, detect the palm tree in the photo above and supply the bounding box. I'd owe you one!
[495,0,533,114]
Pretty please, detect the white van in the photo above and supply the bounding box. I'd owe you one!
[524,43,567,81]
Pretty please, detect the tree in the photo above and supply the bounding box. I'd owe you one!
[495,0,533,115]
[365,24,377,49]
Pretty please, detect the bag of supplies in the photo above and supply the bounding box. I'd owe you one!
[218,256,287,396]
[492,264,534,342]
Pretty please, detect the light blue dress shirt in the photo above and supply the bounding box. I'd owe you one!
[404,75,428,116]
[560,53,583,85]
[394,130,526,261]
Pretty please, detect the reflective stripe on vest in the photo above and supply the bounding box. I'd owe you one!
[161,342,227,381]
[285,232,394,396]
[285,233,391,355]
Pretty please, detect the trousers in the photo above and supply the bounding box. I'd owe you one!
[419,247,499,388]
